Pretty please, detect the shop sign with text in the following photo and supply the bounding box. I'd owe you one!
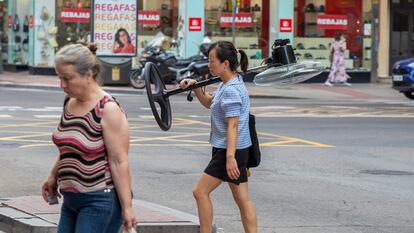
[220,13,252,27]
[61,8,90,23]
[138,10,160,25]
[93,1,137,56]
[317,14,348,30]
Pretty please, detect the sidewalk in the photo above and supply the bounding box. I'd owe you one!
[0,196,199,233]
[0,71,401,100]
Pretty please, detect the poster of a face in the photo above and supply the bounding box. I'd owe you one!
[93,1,137,56]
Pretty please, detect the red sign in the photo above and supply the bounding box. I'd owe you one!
[279,19,292,32]
[29,16,34,28]
[7,16,12,28]
[189,17,202,31]
[138,10,160,25]
[220,13,252,27]
[317,14,348,30]
[60,8,90,23]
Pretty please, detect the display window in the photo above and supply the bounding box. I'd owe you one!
[136,0,178,55]
[205,0,265,67]
[56,0,92,49]
[4,0,30,66]
[294,0,373,71]
[0,1,9,65]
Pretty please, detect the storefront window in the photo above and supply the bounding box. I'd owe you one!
[56,0,92,48]
[294,0,373,71]
[7,0,30,66]
[137,0,178,55]
[0,1,8,65]
[205,0,264,67]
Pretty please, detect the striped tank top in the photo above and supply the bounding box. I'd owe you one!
[52,95,120,193]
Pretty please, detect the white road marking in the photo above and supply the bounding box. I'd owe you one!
[0,106,61,112]
[33,115,61,118]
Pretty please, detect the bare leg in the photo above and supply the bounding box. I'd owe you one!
[193,173,222,233]
[228,182,257,233]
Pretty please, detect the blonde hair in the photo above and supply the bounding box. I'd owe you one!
[55,44,100,80]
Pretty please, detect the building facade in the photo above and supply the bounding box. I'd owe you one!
[0,0,411,83]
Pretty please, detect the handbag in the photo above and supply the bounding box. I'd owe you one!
[40,6,49,21]
[23,15,29,32]
[48,16,58,35]
[12,14,20,32]
[329,47,334,64]
[37,26,46,40]
[247,113,261,168]
[49,36,58,47]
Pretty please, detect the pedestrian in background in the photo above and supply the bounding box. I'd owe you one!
[324,32,351,87]
[41,43,137,233]
[180,41,257,233]
[202,31,213,44]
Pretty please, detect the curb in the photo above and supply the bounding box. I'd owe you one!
[0,82,293,99]
[0,197,200,233]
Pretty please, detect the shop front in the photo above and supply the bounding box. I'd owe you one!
[204,0,268,68]
[293,0,376,82]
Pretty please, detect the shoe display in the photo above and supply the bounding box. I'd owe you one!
[296,43,305,49]
[304,53,313,59]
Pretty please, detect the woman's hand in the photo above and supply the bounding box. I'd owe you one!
[179,79,197,89]
[122,206,138,230]
[226,157,240,180]
[41,176,60,203]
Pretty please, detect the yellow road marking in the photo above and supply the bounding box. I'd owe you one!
[130,132,208,143]
[19,143,54,148]
[0,117,333,149]
[0,121,57,129]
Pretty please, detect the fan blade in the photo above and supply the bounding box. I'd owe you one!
[253,61,325,86]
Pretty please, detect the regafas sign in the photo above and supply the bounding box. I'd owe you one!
[317,14,348,30]
[138,10,160,25]
[220,13,252,27]
[61,8,90,23]
[93,1,137,56]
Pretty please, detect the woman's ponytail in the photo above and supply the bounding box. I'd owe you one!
[238,49,248,73]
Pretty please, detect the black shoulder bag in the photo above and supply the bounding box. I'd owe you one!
[247,113,261,168]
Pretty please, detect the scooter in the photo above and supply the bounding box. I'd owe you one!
[129,35,210,89]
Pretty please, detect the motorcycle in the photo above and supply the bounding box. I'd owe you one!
[129,34,210,89]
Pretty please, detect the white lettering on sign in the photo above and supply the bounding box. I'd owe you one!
[138,14,159,21]
[61,11,90,19]
[220,16,252,23]
[317,18,348,25]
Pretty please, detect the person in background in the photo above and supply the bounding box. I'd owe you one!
[324,32,351,87]
[113,28,136,54]
[42,43,137,233]
[202,31,213,44]
[180,41,257,233]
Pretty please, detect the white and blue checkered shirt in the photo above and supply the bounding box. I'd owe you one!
[209,75,252,149]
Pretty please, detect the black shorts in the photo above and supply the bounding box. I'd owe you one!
[204,147,249,185]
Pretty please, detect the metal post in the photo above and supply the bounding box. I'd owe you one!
[232,0,236,44]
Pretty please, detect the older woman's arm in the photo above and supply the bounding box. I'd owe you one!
[102,102,136,230]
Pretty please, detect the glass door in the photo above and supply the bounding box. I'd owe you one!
[390,9,414,68]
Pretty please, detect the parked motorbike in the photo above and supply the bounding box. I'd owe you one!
[129,35,210,89]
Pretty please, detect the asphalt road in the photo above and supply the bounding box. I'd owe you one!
[0,87,413,233]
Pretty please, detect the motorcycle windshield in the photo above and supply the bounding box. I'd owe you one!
[145,32,167,48]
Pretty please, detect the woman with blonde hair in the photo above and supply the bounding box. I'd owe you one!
[42,43,137,232]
